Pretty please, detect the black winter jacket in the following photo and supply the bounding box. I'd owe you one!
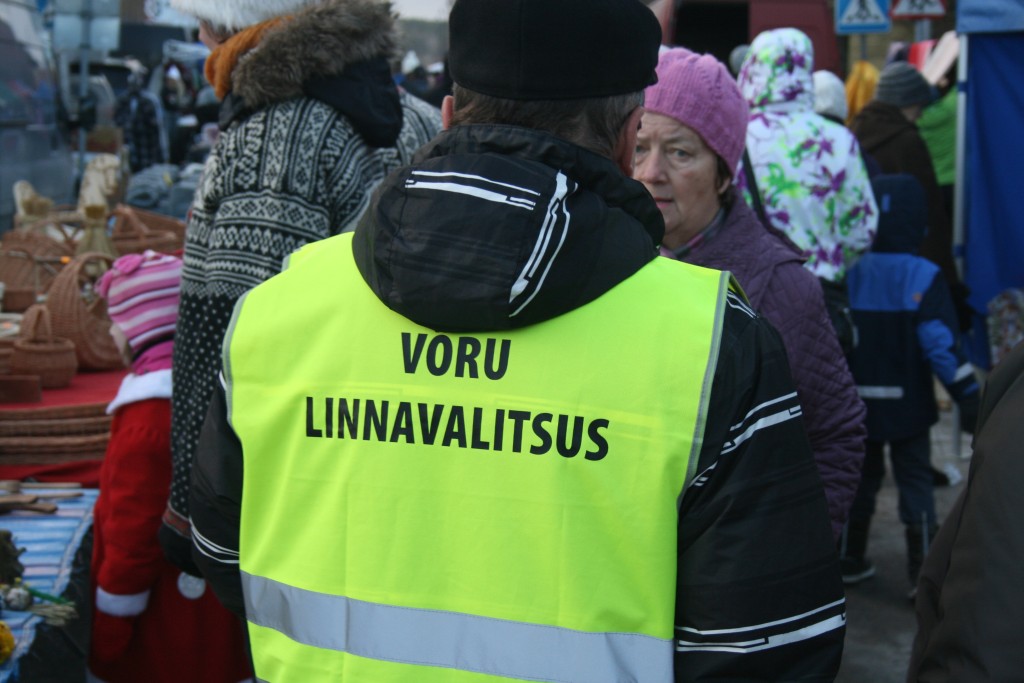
[190,125,846,682]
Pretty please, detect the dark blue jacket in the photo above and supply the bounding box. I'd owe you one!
[847,174,978,441]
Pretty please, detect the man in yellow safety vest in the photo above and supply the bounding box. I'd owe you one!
[190,0,846,680]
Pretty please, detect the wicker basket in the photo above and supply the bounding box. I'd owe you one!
[46,253,125,371]
[9,304,77,388]
[1,288,37,313]
[111,205,182,255]
[130,206,186,243]
[12,205,83,249]
[0,432,109,457]
[0,398,110,463]
[0,229,73,310]
[0,402,108,422]
[0,415,112,438]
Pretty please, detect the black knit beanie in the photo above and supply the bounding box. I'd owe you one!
[448,0,661,100]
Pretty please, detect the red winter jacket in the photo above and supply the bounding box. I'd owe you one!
[89,372,251,683]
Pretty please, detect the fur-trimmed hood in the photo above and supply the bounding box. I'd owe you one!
[232,0,397,108]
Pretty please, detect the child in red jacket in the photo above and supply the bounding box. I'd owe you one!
[90,250,252,683]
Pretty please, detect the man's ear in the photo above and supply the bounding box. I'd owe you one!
[613,107,644,176]
[442,95,454,130]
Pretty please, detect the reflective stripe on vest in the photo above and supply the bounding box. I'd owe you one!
[225,233,729,682]
[242,571,673,682]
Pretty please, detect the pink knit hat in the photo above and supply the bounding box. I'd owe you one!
[96,250,182,353]
[644,48,750,177]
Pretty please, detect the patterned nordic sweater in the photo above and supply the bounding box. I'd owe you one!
[164,0,442,567]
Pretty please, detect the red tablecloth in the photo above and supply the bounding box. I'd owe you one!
[2,368,126,411]
[0,368,126,486]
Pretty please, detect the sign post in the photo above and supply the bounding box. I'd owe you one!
[891,0,945,66]
[891,0,947,21]
[836,0,892,35]
[836,0,891,63]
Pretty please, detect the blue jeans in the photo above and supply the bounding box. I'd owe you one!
[849,431,936,528]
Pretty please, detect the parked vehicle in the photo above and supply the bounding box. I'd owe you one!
[64,55,146,101]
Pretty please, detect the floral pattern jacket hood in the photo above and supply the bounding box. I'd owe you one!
[737,28,877,281]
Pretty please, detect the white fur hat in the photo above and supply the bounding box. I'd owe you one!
[812,69,848,122]
[170,0,323,30]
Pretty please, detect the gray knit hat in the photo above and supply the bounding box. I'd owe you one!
[875,62,936,108]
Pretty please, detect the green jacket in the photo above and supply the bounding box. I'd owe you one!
[918,90,957,187]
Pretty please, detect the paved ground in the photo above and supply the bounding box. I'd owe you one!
[835,405,972,683]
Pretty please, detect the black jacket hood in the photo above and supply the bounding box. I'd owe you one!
[353,124,664,332]
[871,173,928,253]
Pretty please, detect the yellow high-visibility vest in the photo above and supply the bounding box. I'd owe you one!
[224,232,729,682]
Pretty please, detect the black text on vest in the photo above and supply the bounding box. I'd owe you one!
[402,333,510,380]
[305,397,610,461]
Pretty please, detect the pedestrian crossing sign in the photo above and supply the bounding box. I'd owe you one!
[891,0,947,19]
[836,0,892,34]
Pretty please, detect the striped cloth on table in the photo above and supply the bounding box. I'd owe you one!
[0,489,98,682]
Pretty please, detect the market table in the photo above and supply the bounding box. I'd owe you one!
[0,369,125,487]
[1,369,123,411]
[0,488,98,682]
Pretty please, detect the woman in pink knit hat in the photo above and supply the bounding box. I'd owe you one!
[633,48,867,540]
[89,250,252,683]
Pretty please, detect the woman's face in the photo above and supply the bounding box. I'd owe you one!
[633,112,728,250]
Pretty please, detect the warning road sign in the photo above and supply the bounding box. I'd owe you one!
[892,0,946,19]
[836,0,891,34]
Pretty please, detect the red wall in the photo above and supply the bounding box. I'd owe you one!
[661,0,841,74]
[749,0,841,73]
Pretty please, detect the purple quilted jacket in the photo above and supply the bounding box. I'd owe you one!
[676,195,866,538]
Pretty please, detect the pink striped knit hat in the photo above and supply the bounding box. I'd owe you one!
[96,250,182,353]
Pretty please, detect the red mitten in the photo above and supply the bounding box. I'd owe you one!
[90,609,136,662]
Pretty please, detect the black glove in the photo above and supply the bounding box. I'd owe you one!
[159,522,203,577]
